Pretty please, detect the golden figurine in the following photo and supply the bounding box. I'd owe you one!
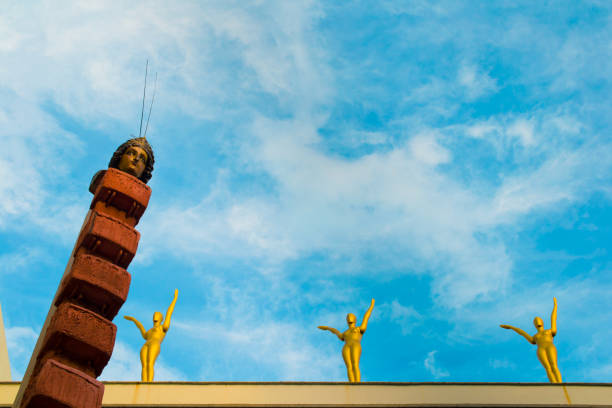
[500,297,562,383]
[124,289,178,382]
[318,298,375,382]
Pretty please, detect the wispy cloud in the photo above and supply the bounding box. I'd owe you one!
[175,320,341,381]
[424,350,449,379]
[489,358,516,370]
[378,300,423,335]
[5,326,38,380]
[457,64,498,101]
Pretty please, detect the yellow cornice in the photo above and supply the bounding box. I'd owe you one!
[1,382,612,406]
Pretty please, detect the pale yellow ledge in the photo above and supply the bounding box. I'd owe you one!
[2,382,612,407]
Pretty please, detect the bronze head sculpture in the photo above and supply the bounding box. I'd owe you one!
[108,137,155,184]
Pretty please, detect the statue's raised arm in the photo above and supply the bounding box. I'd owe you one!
[359,299,375,334]
[163,289,179,333]
[550,297,557,337]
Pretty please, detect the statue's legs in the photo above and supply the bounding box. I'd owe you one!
[342,345,355,382]
[545,345,562,382]
[536,347,556,383]
[350,344,362,382]
[146,342,161,382]
[139,344,148,382]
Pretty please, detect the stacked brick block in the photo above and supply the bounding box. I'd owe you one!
[13,168,151,408]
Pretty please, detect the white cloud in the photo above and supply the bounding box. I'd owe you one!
[489,358,516,369]
[0,17,24,52]
[138,190,295,264]
[142,113,511,305]
[490,142,611,220]
[459,112,589,164]
[0,248,46,276]
[139,104,612,310]
[175,319,342,381]
[409,133,451,166]
[6,326,38,380]
[462,115,539,153]
[378,300,423,335]
[424,350,449,378]
[457,64,498,100]
[0,88,87,239]
[9,2,606,317]
[465,122,501,139]
[0,0,329,130]
[507,118,536,147]
[345,131,390,147]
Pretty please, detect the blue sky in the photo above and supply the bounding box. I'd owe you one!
[0,1,611,383]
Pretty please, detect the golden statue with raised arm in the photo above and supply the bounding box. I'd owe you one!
[318,298,375,382]
[500,297,562,383]
[124,289,178,382]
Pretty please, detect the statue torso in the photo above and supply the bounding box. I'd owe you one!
[343,326,363,344]
[533,329,554,347]
[145,325,166,344]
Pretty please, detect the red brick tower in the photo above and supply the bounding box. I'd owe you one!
[13,140,153,408]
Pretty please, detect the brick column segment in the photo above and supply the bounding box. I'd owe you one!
[13,168,151,408]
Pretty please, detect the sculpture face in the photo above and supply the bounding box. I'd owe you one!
[118,146,148,179]
[108,137,155,183]
[153,311,163,325]
[533,316,544,329]
[346,313,356,325]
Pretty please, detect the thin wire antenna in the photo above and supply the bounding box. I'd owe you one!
[138,60,149,138]
[143,72,157,139]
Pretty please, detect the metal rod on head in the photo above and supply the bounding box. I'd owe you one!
[138,60,149,138]
[143,72,157,139]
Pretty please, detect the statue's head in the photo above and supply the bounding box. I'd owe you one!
[109,137,155,183]
[533,316,544,329]
[346,313,357,325]
[153,311,163,325]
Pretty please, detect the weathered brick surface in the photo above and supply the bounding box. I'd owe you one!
[90,168,151,226]
[22,359,103,408]
[40,302,116,377]
[76,210,140,269]
[55,254,131,319]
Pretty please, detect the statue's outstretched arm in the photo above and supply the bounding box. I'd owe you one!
[359,298,375,333]
[318,326,344,341]
[550,297,557,337]
[500,324,535,344]
[163,289,179,332]
[124,316,147,339]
